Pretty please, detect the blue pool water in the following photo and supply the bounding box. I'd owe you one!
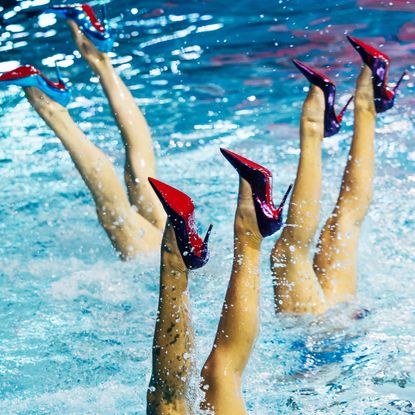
[1,0,415,413]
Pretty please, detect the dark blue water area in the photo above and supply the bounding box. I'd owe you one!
[1,0,415,413]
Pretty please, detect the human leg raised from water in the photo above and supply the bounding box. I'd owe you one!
[146,178,211,415]
[200,178,262,415]
[313,65,376,304]
[67,19,165,230]
[147,223,194,415]
[201,150,290,414]
[24,86,161,259]
[271,85,328,314]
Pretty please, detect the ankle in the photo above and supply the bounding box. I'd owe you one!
[89,55,112,75]
[161,240,187,272]
[354,98,376,115]
[24,87,67,117]
[234,234,262,252]
[234,218,262,250]
[234,205,263,246]
[37,102,67,119]
[357,65,373,86]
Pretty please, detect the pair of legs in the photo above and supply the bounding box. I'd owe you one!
[272,64,376,313]
[24,21,165,259]
[147,177,263,414]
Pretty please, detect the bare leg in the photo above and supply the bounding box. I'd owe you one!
[271,86,327,314]
[68,21,165,230]
[147,223,194,415]
[25,87,161,259]
[201,178,262,414]
[313,66,375,304]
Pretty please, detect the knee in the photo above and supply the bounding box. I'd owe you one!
[201,352,222,383]
[272,227,316,258]
[201,351,236,386]
[337,195,372,225]
[201,353,242,413]
[97,205,127,230]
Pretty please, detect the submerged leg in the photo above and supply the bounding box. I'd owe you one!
[201,178,262,415]
[271,86,327,314]
[147,223,194,415]
[25,87,161,259]
[68,21,165,230]
[313,66,376,304]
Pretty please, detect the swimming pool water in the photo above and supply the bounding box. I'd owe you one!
[0,0,414,413]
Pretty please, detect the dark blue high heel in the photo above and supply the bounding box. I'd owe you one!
[0,64,71,107]
[148,178,212,270]
[293,59,353,138]
[347,35,406,113]
[220,148,292,238]
[45,4,114,52]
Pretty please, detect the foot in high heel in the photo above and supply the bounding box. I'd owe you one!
[0,64,71,107]
[148,178,212,270]
[293,59,353,138]
[220,148,292,238]
[347,35,406,113]
[44,4,114,52]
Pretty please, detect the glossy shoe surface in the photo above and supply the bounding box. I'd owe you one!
[293,59,352,137]
[347,35,405,112]
[0,65,71,106]
[148,178,212,270]
[220,148,292,237]
[46,4,114,52]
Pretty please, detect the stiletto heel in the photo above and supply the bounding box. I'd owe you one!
[44,4,114,52]
[394,71,406,93]
[220,148,292,237]
[148,178,212,270]
[293,59,353,138]
[347,35,406,113]
[0,65,71,107]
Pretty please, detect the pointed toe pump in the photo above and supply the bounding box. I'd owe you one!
[347,35,406,113]
[45,4,114,52]
[148,178,212,270]
[220,148,292,237]
[0,64,71,106]
[293,59,353,138]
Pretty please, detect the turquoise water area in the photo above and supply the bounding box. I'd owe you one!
[0,0,414,413]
